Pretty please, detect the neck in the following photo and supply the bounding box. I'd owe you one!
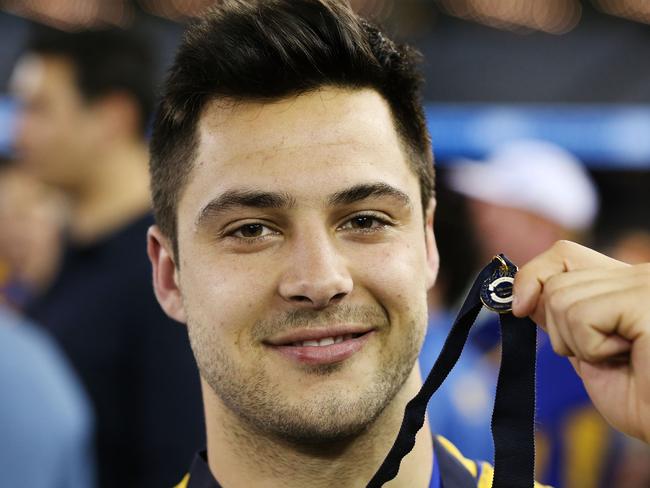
[203,366,433,488]
[68,139,151,244]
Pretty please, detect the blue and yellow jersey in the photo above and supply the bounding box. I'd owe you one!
[174,435,550,488]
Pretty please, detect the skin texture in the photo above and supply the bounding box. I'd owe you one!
[513,240,650,444]
[148,87,439,487]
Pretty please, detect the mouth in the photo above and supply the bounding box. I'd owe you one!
[264,328,375,366]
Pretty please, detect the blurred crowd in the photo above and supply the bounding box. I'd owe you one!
[1,9,650,488]
[423,141,650,488]
[1,27,203,487]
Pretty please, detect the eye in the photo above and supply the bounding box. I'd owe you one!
[339,214,392,232]
[349,216,378,229]
[230,223,277,239]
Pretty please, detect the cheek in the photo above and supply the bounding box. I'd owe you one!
[180,254,275,341]
[34,124,84,172]
[353,241,429,319]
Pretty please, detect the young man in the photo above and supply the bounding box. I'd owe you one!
[146,1,650,486]
[11,29,204,487]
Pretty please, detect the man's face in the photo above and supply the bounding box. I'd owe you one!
[0,167,66,291]
[11,54,98,190]
[156,87,438,442]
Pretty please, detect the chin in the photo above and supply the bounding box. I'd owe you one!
[237,369,408,447]
[256,400,381,446]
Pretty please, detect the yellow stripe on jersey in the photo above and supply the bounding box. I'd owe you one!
[174,473,189,488]
[477,461,494,488]
[175,439,555,488]
[435,435,479,477]
[436,435,554,488]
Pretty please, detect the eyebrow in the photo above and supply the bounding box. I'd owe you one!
[196,189,296,227]
[195,182,412,228]
[327,182,412,208]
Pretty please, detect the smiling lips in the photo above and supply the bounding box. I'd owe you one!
[266,328,375,365]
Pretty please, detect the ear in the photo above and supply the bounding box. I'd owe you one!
[424,198,439,290]
[147,225,187,323]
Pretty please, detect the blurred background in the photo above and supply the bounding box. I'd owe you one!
[1,0,650,242]
[0,1,649,488]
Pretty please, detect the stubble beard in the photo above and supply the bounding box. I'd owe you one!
[188,304,425,445]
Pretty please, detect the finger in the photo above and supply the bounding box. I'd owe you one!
[532,265,642,347]
[573,326,631,363]
[543,265,635,300]
[517,268,600,330]
[546,292,581,358]
[542,270,638,340]
[528,290,547,329]
[562,289,635,363]
[513,240,623,318]
[544,299,573,357]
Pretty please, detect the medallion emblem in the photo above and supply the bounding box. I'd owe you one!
[480,254,518,313]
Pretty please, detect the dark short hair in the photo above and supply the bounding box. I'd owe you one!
[26,27,155,135]
[150,0,434,258]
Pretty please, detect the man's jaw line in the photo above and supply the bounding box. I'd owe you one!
[203,360,427,487]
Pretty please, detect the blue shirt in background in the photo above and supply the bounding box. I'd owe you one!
[0,307,95,488]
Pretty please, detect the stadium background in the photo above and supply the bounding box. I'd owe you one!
[1,0,650,245]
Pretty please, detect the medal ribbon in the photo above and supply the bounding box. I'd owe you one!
[367,255,537,488]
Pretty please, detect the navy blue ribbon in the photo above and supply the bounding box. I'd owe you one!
[367,256,537,487]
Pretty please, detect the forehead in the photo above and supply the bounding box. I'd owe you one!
[198,87,402,159]
[180,87,418,218]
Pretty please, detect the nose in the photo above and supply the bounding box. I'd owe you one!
[278,231,353,309]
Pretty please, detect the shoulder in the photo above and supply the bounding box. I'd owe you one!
[0,309,94,484]
[0,309,92,428]
[434,435,493,488]
[174,474,190,488]
[434,435,551,488]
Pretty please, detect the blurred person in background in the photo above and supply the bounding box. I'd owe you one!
[0,304,95,488]
[10,28,204,487]
[447,139,599,267]
[0,159,67,309]
[446,140,600,360]
[445,139,618,488]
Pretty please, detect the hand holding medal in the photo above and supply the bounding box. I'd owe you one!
[513,240,650,444]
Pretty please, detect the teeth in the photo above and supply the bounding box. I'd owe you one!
[292,335,353,347]
[319,337,335,346]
